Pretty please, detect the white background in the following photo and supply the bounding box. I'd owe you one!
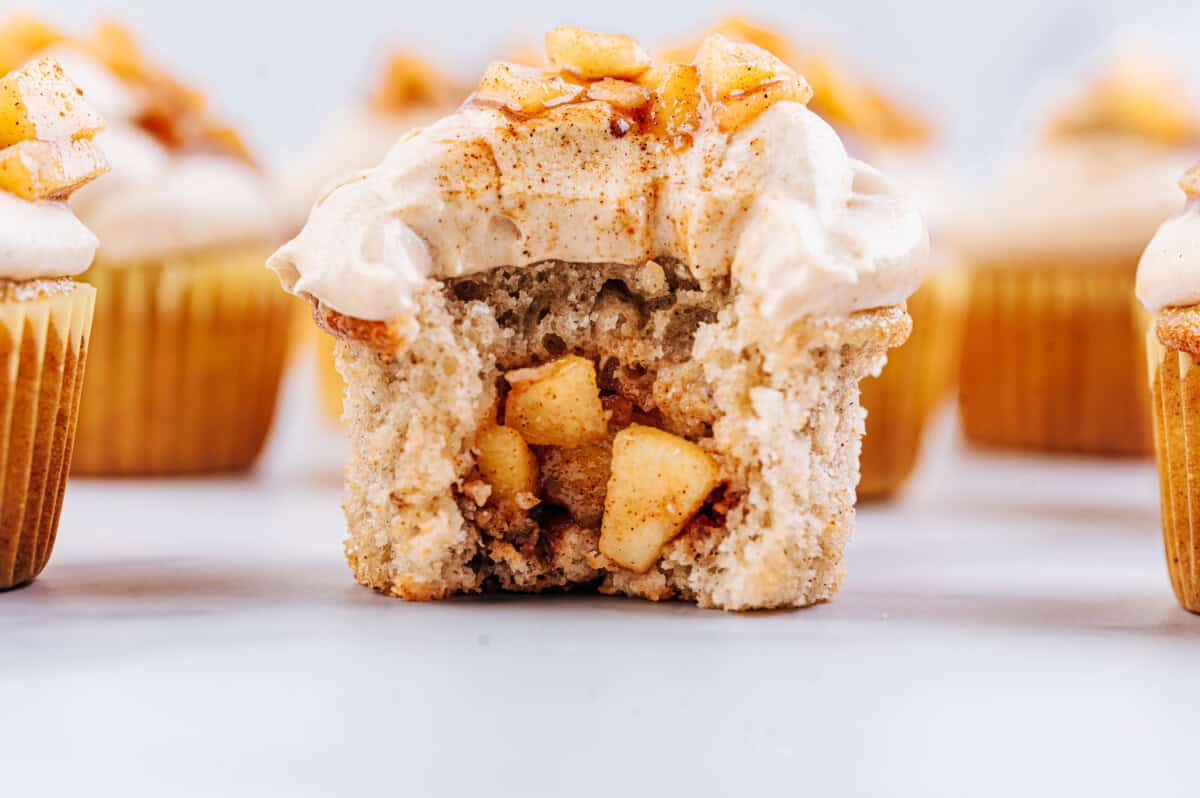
[32,0,1200,170]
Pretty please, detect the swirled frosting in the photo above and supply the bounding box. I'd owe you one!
[0,191,98,279]
[46,48,281,262]
[1137,197,1200,312]
[947,137,1197,265]
[269,100,928,327]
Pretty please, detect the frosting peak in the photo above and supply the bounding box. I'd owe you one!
[270,100,926,325]
[0,192,97,278]
[1137,163,1200,312]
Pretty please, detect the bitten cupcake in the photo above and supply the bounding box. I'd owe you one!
[951,52,1199,455]
[664,17,967,498]
[280,50,462,423]
[1,17,290,474]
[1138,163,1200,612]
[0,58,107,588]
[270,28,928,610]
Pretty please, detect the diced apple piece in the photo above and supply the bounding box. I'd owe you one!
[694,35,812,132]
[505,355,607,448]
[0,138,109,200]
[695,35,781,96]
[713,80,814,133]
[0,58,105,147]
[599,424,720,573]
[545,27,652,80]
[1182,164,1200,199]
[586,78,651,112]
[475,424,538,509]
[474,62,583,116]
[639,63,702,144]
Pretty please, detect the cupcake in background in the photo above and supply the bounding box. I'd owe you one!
[662,17,966,499]
[279,49,463,422]
[949,49,1199,456]
[0,16,291,475]
[1138,163,1200,612]
[0,57,107,587]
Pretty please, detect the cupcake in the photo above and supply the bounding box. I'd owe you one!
[4,18,290,474]
[280,50,463,422]
[0,58,107,588]
[664,17,967,498]
[1138,163,1200,612]
[950,52,1199,455]
[268,28,928,610]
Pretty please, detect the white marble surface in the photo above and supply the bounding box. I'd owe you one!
[2,370,1197,797]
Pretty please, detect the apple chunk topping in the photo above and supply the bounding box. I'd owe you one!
[545,27,652,80]
[694,35,812,132]
[475,424,539,510]
[504,355,609,448]
[585,78,651,112]
[0,138,108,200]
[0,58,104,147]
[599,424,720,573]
[474,62,583,116]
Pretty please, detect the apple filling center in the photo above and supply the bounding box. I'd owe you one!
[448,259,732,577]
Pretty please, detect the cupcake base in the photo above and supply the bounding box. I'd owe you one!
[0,282,95,589]
[72,246,290,475]
[859,267,966,499]
[959,262,1150,456]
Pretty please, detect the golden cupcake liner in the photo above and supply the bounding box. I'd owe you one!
[959,263,1151,455]
[0,284,94,589]
[72,246,291,475]
[859,266,967,499]
[315,327,343,424]
[1147,331,1200,613]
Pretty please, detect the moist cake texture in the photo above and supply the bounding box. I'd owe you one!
[270,27,927,610]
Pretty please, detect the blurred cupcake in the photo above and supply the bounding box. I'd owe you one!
[280,50,462,422]
[2,17,290,474]
[950,51,1199,455]
[665,18,965,498]
[0,57,107,587]
[1138,163,1200,612]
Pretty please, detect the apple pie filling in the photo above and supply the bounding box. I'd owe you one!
[445,259,734,586]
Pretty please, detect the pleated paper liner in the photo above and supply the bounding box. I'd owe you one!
[73,246,291,475]
[958,262,1151,455]
[1146,330,1200,613]
[859,265,967,499]
[0,283,95,590]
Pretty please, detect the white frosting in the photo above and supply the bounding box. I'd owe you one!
[73,125,281,262]
[0,192,98,279]
[269,101,928,327]
[47,48,281,263]
[948,137,1197,265]
[1137,198,1200,311]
